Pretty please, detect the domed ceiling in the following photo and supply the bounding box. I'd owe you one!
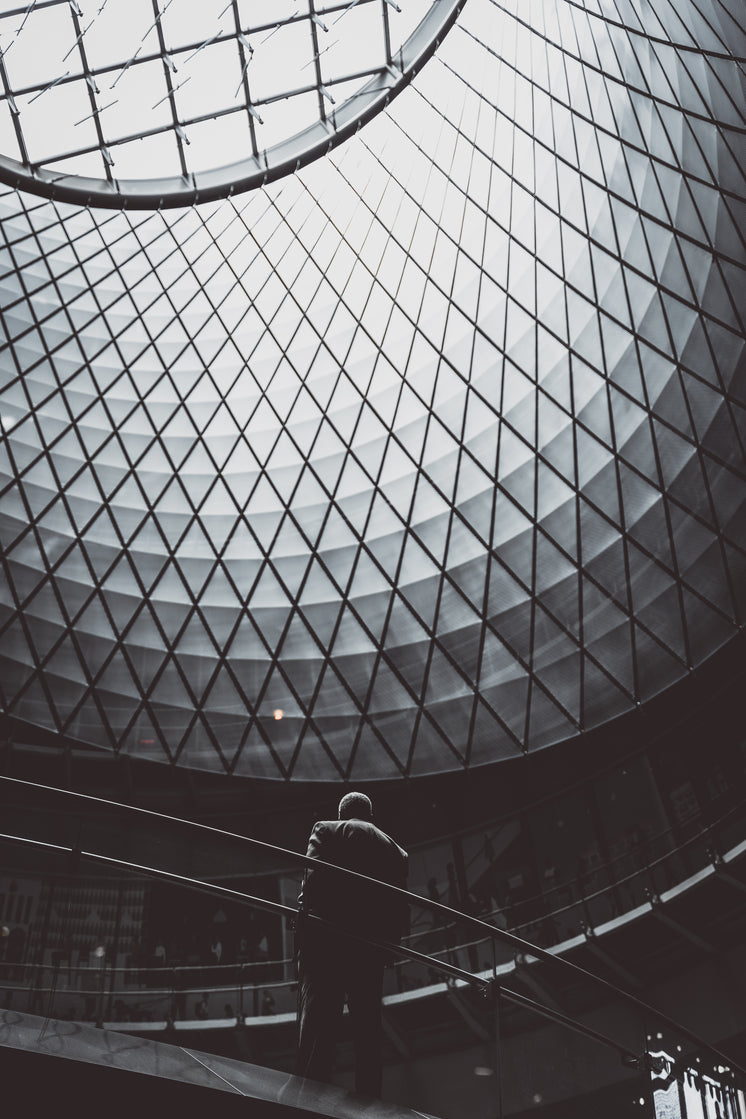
[0,0,744,781]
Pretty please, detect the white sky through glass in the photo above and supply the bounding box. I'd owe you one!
[0,0,465,204]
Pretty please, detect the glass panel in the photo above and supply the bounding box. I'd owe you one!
[2,782,746,1118]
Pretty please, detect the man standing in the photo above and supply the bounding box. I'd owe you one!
[295,791,408,1098]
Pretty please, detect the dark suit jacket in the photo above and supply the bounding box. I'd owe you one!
[298,819,408,949]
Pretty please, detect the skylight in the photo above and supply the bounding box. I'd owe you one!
[0,0,465,208]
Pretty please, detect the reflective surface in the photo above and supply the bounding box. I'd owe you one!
[0,1009,431,1118]
[0,0,744,777]
[2,788,745,1118]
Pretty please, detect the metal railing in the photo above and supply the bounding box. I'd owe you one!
[1,775,745,1118]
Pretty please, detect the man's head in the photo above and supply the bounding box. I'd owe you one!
[338,791,373,821]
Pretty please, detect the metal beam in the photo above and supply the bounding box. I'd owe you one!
[446,987,492,1042]
[581,926,643,990]
[514,955,563,1013]
[648,896,717,956]
[382,1009,411,1057]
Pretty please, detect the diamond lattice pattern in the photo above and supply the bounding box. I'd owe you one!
[0,0,745,779]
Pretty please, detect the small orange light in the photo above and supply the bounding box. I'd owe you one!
[273,709,283,721]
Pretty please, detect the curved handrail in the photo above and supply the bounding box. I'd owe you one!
[4,769,738,936]
[470,802,743,943]
[1,774,744,1080]
[0,828,484,991]
[0,828,640,1067]
[458,797,746,935]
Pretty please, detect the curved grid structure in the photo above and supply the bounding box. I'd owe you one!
[0,0,745,781]
[0,0,466,207]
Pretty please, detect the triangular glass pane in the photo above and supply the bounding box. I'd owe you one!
[303,659,353,727]
[202,665,249,729]
[350,719,410,780]
[290,724,346,781]
[223,516,265,567]
[492,499,535,588]
[245,475,285,540]
[410,477,452,566]
[44,637,88,698]
[683,366,730,436]
[682,587,735,655]
[15,673,57,724]
[332,600,382,658]
[294,555,337,610]
[582,655,633,728]
[275,604,322,666]
[366,658,416,714]
[149,658,196,713]
[249,570,292,651]
[177,442,221,507]
[198,561,242,615]
[199,512,242,563]
[336,462,375,536]
[499,429,536,516]
[619,460,665,534]
[468,696,524,765]
[424,643,472,710]
[621,548,688,662]
[258,662,303,720]
[92,646,142,704]
[407,715,463,776]
[526,683,577,751]
[584,587,635,684]
[633,625,686,701]
[225,609,270,682]
[125,605,170,660]
[223,435,261,487]
[230,723,289,779]
[24,581,68,642]
[5,548,48,605]
[306,448,347,509]
[447,547,487,614]
[399,565,440,638]
[316,509,359,588]
[0,649,36,704]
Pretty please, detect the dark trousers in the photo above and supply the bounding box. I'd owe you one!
[296,929,385,1098]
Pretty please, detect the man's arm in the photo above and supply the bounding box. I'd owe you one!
[297,822,328,911]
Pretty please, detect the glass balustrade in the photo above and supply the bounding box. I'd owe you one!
[1,778,745,1119]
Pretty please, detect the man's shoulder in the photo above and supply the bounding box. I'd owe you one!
[343,819,408,861]
[310,819,336,834]
[306,819,336,852]
[310,818,406,858]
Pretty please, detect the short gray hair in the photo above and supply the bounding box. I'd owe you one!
[338,791,373,821]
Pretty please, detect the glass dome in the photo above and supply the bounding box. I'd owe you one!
[0,0,744,780]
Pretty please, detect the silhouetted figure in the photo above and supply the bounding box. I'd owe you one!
[295,791,408,1098]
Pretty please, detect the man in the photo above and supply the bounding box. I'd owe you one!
[295,791,408,1098]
